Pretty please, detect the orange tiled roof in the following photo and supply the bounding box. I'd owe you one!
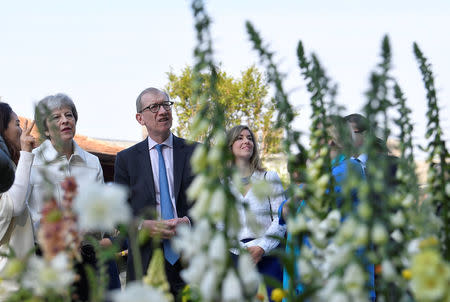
[19,116,124,155]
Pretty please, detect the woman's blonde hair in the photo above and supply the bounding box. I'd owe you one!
[226,125,264,173]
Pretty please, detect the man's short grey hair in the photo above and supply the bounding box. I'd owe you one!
[35,93,78,137]
[135,87,170,113]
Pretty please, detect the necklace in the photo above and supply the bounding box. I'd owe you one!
[241,175,251,185]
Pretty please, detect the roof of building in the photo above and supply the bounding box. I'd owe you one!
[19,116,130,155]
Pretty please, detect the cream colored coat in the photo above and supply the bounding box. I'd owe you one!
[0,152,35,301]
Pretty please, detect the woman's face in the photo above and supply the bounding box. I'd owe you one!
[232,129,254,162]
[45,107,76,144]
[4,111,22,149]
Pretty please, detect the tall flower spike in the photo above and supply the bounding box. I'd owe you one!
[413,42,450,258]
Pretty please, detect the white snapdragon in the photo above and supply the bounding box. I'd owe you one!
[325,209,341,231]
[354,224,369,246]
[342,263,365,296]
[22,253,75,296]
[190,144,208,172]
[402,194,414,208]
[238,253,260,295]
[180,252,209,284]
[208,187,226,221]
[73,182,131,232]
[190,189,212,220]
[187,174,208,200]
[357,202,372,219]
[207,146,223,167]
[208,233,227,268]
[200,269,220,301]
[381,260,396,281]
[222,269,243,302]
[390,211,405,227]
[372,223,388,244]
[173,220,211,260]
[297,259,314,284]
[287,214,307,234]
[110,282,168,302]
[390,229,403,243]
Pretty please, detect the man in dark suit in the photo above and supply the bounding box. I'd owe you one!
[114,87,196,297]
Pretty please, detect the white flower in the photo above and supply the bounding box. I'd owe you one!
[342,263,365,295]
[207,146,223,166]
[329,292,349,302]
[222,269,242,302]
[402,194,414,207]
[187,174,207,200]
[353,224,368,246]
[238,253,260,295]
[316,276,340,300]
[22,253,75,296]
[110,282,168,302]
[180,252,209,284]
[74,182,131,232]
[208,233,227,268]
[174,219,211,261]
[408,238,420,255]
[209,188,226,221]
[190,189,211,220]
[297,259,314,284]
[326,244,352,272]
[200,269,219,301]
[336,217,357,244]
[390,211,405,227]
[381,260,396,281]
[325,209,341,231]
[287,214,307,234]
[372,223,388,244]
[390,229,403,243]
[190,143,208,173]
[357,202,372,219]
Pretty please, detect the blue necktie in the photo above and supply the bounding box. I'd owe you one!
[155,144,179,264]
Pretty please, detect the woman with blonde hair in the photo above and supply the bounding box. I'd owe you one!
[227,125,286,301]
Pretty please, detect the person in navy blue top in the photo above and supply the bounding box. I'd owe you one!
[279,115,375,301]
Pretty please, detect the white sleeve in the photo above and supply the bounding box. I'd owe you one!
[8,151,34,216]
[248,171,287,254]
[0,192,14,241]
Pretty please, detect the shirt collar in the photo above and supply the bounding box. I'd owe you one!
[147,133,173,150]
[357,153,368,164]
[39,139,86,163]
[331,154,346,167]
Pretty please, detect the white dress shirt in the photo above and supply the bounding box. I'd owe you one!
[231,170,287,254]
[27,139,104,234]
[147,134,178,219]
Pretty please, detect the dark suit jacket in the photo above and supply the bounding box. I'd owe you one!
[114,134,197,282]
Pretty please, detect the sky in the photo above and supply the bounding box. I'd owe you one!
[0,0,449,157]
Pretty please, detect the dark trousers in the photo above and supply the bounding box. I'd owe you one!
[257,255,283,301]
[165,259,186,301]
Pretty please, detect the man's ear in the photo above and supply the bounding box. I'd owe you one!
[136,113,144,125]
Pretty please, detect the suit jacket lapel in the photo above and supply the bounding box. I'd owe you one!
[137,138,156,204]
[173,135,186,209]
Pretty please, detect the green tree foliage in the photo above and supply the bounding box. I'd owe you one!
[165,65,282,154]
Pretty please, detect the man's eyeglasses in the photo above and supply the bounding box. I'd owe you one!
[139,101,174,113]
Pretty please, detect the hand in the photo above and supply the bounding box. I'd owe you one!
[247,246,265,264]
[20,120,36,152]
[141,217,189,239]
[99,238,112,247]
